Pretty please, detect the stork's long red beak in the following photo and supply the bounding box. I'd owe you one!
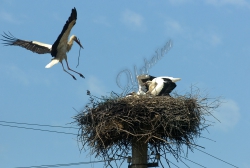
[75,38,84,49]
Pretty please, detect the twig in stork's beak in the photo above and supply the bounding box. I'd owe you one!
[75,37,83,68]
[75,38,84,49]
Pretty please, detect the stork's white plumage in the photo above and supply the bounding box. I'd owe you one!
[146,76,181,96]
[1,7,84,80]
[125,75,154,97]
[136,74,155,95]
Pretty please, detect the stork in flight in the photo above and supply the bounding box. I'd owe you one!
[1,7,84,80]
[146,76,181,96]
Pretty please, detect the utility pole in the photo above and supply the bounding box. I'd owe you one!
[128,137,160,168]
[130,137,148,168]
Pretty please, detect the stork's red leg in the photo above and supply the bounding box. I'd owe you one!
[65,59,85,78]
[61,62,76,80]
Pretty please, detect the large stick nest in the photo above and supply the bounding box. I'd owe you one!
[74,90,219,162]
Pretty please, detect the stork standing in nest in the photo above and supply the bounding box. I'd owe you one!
[1,7,84,80]
[146,76,181,96]
[126,74,155,97]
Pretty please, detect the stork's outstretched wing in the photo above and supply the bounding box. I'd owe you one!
[1,32,51,54]
[51,7,77,57]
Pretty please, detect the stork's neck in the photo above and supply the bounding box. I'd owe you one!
[67,36,75,52]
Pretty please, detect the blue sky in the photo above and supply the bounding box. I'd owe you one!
[0,0,250,168]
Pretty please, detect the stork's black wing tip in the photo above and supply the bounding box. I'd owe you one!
[1,31,15,38]
[71,7,77,20]
[1,31,7,37]
[1,31,17,45]
[72,7,77,13]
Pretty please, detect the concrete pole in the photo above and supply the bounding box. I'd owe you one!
[131,137,148,168]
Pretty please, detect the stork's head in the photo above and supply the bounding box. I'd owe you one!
[145,81,152,86]
[145,80,157,94]
[72,35,84,49]
[145,80,156,88]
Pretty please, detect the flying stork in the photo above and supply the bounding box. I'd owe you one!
[146,76,181,96]
[1,7,84,80]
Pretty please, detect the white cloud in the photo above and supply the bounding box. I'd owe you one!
[168,0,193,5]
[0,10,20,24]
[197,32,222,46]
[212,99,240,131]
[243,163,250,168]
[210,34,222,46]
[189,30,222,48]
[87,76,107,96]
[0,64,51,86]
[122,9,145,30]
[163,17,222,47]
[93,16,111,27]
[168,0,250,6]
[205,0,250,7]
[204,33,222,46]
[0,145,7,160]
[1,0,15,5]
[3,65,30,86]
[165,19,184,35]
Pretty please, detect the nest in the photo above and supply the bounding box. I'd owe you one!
[74,90,219,163]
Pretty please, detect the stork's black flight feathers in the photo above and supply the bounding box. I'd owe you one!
[1,32,51,54]
[159,78,177,96]
[51,7,77,57]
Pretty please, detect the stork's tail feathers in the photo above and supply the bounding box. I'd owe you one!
[45,59,60,68]
[171,78,181,83]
